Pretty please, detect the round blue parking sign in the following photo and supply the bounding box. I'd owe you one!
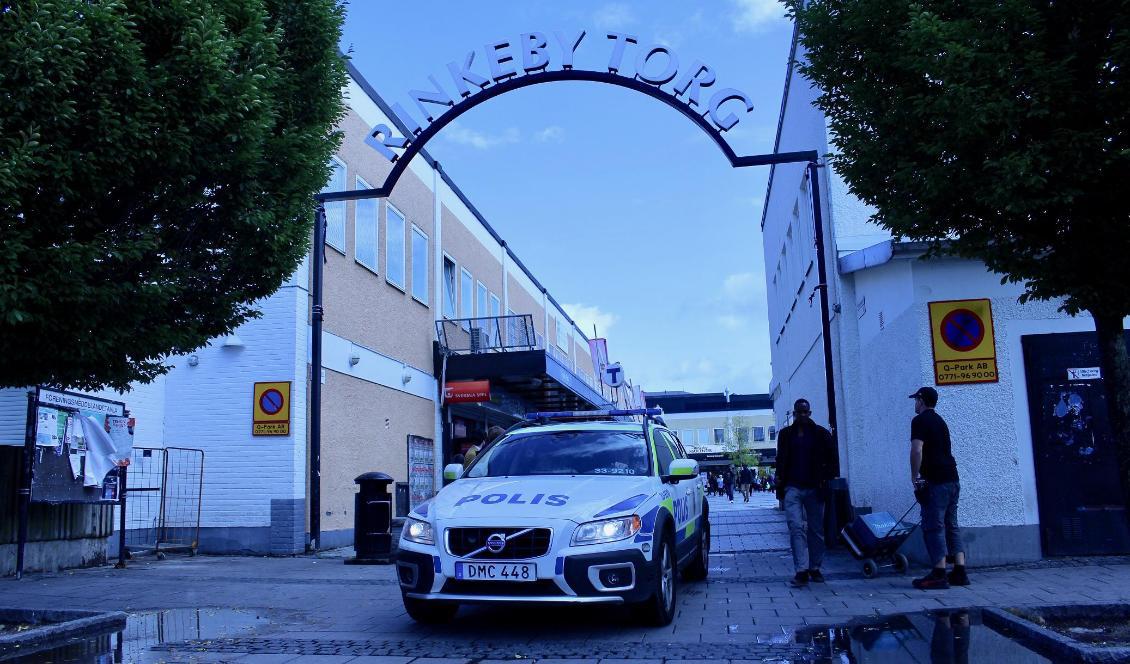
[259,388,285,416]
[939,309,985,353]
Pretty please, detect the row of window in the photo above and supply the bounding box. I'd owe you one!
[679,426,777,446]
[322,159,430,305]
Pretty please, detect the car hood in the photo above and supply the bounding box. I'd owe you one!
[430,475,655,522]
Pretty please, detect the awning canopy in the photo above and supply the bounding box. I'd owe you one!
[439,348,611,413]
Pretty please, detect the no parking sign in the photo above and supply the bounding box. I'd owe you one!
[253,381,291,436]
[928,299,998,386]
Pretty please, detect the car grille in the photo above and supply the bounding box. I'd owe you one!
[441,579,564,597]
[446,527,552,560]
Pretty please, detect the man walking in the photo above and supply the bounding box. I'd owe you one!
[908,387,969,589]
[738,464,754,502]
[776,398,837,587]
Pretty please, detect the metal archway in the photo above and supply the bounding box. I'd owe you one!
[306,63,834,552]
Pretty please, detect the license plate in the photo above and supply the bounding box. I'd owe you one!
[455,561,536,582]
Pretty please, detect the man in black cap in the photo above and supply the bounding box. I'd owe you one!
[908,386,969,589]
[776,398,837,587]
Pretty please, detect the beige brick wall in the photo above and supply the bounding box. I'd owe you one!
[506,274,545,338]
[442,205,503,316]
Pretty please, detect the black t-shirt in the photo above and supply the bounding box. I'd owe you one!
[912,409,959,483]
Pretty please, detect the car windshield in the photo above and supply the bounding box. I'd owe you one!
[464,429,650,478]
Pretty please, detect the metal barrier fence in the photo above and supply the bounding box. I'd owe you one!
[124,447,203,558]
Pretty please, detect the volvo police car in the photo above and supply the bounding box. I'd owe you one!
[397,409,709,625]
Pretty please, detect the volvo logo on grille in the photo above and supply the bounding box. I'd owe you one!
[486,533,507,553]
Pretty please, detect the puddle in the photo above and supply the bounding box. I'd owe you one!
[0,608,277,663]
[793,609,1055,662]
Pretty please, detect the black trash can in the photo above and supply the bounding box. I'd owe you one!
[345,472,394,565]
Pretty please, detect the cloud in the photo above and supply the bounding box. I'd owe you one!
[593,3,636,30]
[721,272,765,307]
[562,303,619,337]
[442,122,520,149]
[534,126,565,143]
[731,0,788,33]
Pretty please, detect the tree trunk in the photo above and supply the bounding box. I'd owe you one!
[1092,310,1130,511]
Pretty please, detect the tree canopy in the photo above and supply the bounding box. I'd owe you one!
[0,0,347,391]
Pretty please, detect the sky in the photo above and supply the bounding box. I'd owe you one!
[339,1,796,395]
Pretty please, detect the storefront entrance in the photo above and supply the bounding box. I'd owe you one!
[1022,331,1130,556]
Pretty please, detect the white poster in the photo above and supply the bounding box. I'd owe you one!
[36,408,60,447]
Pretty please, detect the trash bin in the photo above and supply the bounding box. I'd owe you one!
[825,477,854,547]
[345,472,393,565]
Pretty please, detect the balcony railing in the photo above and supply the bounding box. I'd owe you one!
[436,314,539,355]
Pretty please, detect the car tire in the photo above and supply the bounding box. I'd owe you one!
[632,532,677,626]
[683,515,709,581]
[402,594,459,623]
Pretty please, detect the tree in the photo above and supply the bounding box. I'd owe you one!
[0,0,347,391]
[725,415,761,468]
[786,1,1130,500]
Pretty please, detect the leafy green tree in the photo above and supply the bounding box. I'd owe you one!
[787,1,1130,499]
[725,415,761,468]
[0,0,347,391]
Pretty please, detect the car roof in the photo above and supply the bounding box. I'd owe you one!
[505,420,653,435]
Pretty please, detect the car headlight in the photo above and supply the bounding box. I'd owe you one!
[402,517,434,545]
[571,515,642,546]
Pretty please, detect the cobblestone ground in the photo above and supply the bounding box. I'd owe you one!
[5,494,1130,662]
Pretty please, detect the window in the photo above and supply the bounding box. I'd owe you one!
[442,257,456,318]
[753,426,766,442]
[411,225,428,304]
[555,316,569,350]
[713,428,725,445]
[460,268,473,330]
[465,430,649,477]
[654,431,676,475]
[355,177,377,272]
[697,429,708,445]
[476,282,488,318]
[489,292,501,345]
[769,425,777,441]
[682,430,695,445]
[323,158,346,252]
[385,203,406,289]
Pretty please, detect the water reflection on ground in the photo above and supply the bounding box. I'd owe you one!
[2,607,273,663]
[794,609,1052,663]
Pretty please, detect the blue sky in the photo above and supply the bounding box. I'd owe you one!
[340,2,796,395]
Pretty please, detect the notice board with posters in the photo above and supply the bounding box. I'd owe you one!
[407,435,435,510]
[928,299,1000,386]
[27,387,133,504]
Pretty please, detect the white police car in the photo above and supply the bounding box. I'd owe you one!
[396,409,709,626]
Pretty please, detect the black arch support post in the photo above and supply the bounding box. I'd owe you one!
[309,204,326,551]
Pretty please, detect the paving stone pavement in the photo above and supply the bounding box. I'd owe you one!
[4,495,1130,663]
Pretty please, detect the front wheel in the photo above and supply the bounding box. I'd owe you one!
[683,517,710,581]
[632,533,677,626]
[402,595,459,623]
[862,559,878,578]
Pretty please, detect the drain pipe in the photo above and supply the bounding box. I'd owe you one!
[309,204,327,551]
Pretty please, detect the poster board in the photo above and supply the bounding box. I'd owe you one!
[407,435,435,510]
[27,387,131,504]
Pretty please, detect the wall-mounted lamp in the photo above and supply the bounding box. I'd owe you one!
[349,351,361,367]
[222,334,245,348]
[187,355,200,367]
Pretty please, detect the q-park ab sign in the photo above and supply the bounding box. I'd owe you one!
[253,381,291,436]
[928,299,999,386]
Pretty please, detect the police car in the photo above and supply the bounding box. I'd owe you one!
[396,408,709,626]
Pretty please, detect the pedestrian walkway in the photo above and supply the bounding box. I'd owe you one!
[707,490,790,553]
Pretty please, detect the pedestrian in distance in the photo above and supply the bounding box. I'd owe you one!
[723,466,735,503]
[776,398,837,588]
[715,473,724,497]
[908,387,970,589]
[739,464,754,502]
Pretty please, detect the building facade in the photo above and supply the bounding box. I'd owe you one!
[645,392,776,470]
[763,33,1130,564]
[1,62,641,562]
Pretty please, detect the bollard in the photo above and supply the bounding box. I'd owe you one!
[345,472,394,565]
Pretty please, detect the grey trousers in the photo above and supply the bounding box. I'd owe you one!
[921,481,964,565]
[784,486,826,573]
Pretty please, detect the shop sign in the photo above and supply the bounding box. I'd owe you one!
[368,30,754,163]
[928,299,998,386]
[252,381,291,436]
[444,380,491,403]
[1067,367,1102,381]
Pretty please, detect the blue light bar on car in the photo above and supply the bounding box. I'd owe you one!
[524,408,663,420]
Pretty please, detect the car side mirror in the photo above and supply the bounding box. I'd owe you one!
[443,463,463,481]
[665,458,699,483]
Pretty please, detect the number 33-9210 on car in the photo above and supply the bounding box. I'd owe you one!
[396,408,709,626]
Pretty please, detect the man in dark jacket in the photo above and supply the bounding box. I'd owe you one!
[776,398,837,587]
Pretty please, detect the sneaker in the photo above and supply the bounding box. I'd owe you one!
[788,571,810,588]
[912,572,950,590]
[808,569,825,583]
[948,567,970,586]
